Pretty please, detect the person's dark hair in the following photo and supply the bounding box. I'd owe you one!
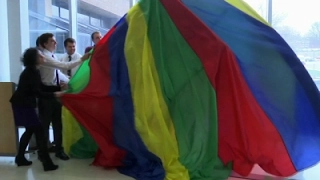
[64,38,76,47]
[21,48,39,67]
[91,31,100,41]
[39,33,54,48]
[36,37,40,47]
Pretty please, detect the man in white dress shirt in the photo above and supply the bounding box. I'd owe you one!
[37,33,72,161]
[28,37,89,153]
[60,38,82,77]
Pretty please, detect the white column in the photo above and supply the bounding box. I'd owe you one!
[267,0,272,25]
[130,0,138,7]
[7,0,30,83]
[0,0,10,82]
[69,0,78,41]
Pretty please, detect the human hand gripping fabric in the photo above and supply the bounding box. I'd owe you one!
[60,82,69,91]
[54,91,64,98]
[80,52,92,62]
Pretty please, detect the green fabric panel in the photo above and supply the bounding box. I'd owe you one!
[139,0,231,179]
[70,125,98,159]
[66,50,98,159]
[67,49,93,94]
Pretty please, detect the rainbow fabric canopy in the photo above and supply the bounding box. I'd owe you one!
[61,0,320,179]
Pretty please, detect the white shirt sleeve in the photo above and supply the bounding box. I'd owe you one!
[76,52,83,58]
[42,55,82,70]
[58,70,70,83]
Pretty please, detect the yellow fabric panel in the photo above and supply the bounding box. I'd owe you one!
[62,106,83,155]
[124,5,190,180]
[225,0,270,26]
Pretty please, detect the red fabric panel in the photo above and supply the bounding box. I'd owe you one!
[61,26,126,167]
[161,0,295,176]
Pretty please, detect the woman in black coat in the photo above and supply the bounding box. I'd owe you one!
[10,48,62,171]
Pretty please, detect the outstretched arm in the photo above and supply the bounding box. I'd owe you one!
[41,52,91,70]
[41,55,82,70]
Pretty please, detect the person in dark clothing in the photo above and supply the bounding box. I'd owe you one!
[84,31,102,53]
[10,47,63,171]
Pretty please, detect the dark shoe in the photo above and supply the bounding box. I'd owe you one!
[15,156,32,167]
[43,162,59,171]
[40,154,59,171]
[55,151,69,161]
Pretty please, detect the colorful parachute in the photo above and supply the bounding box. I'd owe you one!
[61,0,320,179]
[62,107,97,158]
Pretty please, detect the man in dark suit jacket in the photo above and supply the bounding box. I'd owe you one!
[84,31,102,53]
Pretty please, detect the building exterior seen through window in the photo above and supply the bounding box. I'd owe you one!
[245,0,320,89]
[28,0,131,55]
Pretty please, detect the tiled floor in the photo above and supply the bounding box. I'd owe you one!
[0,128,134,180]
[0,129,318,180]
[0,155,133,180]
[0,154,320,180]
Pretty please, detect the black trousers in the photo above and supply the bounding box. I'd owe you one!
[18,126,48,156]
[38,98,63,152]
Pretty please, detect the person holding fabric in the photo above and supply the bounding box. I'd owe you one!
[60,38,82,77]
[37,33,71,161]
[10,47,62,171]
[84,31,102,53]
[29,36,90,152]
[40,37,88,73]
[60,38,98,159]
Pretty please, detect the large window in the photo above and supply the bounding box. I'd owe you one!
[76,0,131,54]
[272,0,320,74]
[245,1,320,179]
[243,0,268,20]
[23,0,320,89]
[28,0,131,56]
[245,0,320,90]
[28,0,69,56]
